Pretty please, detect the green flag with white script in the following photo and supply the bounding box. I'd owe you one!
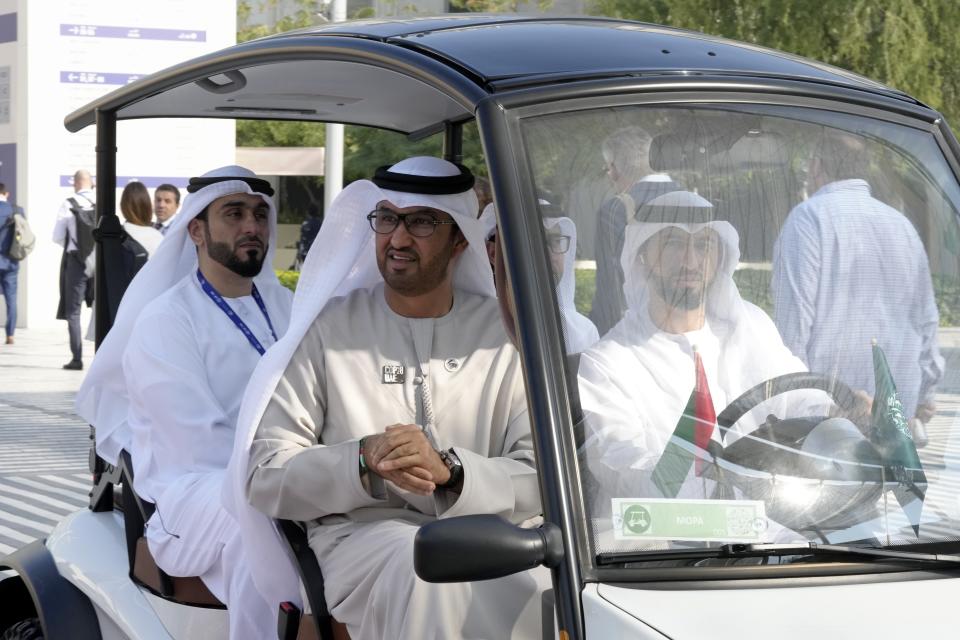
[871,341,926,533]
[871,342,923,476]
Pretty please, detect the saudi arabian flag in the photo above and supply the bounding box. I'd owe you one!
[652,351,716,498]
[871,341,926,530]
[871,341,924,476]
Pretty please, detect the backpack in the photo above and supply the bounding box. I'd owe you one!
[6,208,35,261]
[67,196,96,262]
[102,231,149,325]
[119,233,149,286]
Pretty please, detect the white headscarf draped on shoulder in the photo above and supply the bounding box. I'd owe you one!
[75,165,287,466]
[225,157,494,610]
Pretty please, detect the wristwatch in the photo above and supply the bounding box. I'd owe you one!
[437,448,463,489]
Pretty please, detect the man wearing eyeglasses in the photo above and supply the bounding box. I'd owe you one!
[236,157,548,639]
[543,206,599,354]
[579,191,862,514]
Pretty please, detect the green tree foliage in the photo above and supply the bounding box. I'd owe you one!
[237,1,325,148]
[449,0,553,11]
[344,122,486,183]
[588,0,960,126]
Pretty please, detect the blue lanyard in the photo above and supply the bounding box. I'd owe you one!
[196,269,278,355]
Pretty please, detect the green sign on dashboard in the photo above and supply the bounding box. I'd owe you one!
[612,498,768,542]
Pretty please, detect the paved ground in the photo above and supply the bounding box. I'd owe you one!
[0,325,91,557]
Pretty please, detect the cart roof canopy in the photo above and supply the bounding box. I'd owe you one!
[64,15,915,136]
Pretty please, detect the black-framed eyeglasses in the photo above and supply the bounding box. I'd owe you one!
[547,234,571,254]
[367,208,457,238]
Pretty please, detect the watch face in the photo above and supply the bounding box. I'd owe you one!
[439,449,463,487]
[444,449,462,468]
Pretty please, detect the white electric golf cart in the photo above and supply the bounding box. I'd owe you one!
[4,14,960,639]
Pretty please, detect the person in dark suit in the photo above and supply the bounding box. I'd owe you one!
[591,126,680,335]
[0,183,20,344]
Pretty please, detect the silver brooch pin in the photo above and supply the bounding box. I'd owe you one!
[382,364,405,384]
[444,358,460,372]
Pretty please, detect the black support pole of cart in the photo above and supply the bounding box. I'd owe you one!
[89,108,121,513]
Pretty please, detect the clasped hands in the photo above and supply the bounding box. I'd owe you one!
[363,423,451,496]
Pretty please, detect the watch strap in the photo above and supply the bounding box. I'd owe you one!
[437,448,463,489]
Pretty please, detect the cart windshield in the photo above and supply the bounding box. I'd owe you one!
[515,99,960,564]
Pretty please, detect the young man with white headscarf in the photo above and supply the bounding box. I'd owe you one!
[544,213,599,354]
[579,191,842,508]
[230,157,547,639]
[75,166,292,639]
[480,202,598,355]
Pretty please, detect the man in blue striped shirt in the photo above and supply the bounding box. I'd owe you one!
[772,132,943,445]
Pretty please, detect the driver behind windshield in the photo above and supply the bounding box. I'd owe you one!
[579,191,841,507]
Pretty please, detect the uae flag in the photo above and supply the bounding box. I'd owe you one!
[652,350,717,498]
[871,341,926,532]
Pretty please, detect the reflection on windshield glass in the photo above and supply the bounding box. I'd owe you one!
[542,208,598,354]
[520,103,960,561]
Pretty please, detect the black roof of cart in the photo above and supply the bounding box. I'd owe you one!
[64,15,917,135]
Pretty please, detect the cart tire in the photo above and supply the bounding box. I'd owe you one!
[1,618,43,640]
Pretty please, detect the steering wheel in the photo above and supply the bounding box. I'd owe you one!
[716,372,860,437]
[710,373,888,535]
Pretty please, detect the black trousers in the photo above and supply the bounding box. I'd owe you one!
[62,253,88,361]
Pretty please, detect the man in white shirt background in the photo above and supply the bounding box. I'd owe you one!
[52,169,95,370]
[772,132,943,446]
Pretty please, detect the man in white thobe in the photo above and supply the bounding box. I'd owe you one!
[579,191,838,510]
[237,157,547,639]
[544,214,599,354]
[76,166,292,639]
[772,133,943,446]
[480,203,598,354]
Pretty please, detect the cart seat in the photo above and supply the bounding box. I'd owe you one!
[132,537,224,607]
[117,450,225,608]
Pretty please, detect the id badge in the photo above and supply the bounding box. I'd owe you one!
[382,364,405,384]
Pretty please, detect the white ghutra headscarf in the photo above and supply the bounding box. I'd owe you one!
[479,203,599,354]
[75,165,287,466]
[543,215,599,353]
[580,191,818,503]
[619,190,742,323]
[224,157,494,611]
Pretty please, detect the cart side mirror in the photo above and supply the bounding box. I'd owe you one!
[414,515,564,583]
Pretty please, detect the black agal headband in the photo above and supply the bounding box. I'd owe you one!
[372,163,475,195]
[186,175,275,197]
